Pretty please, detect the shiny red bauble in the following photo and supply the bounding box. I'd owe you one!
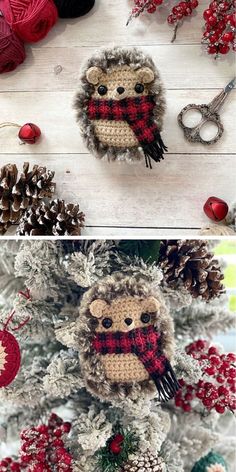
[109,433,124,455]
[18,123,41,144]
[203,196,229,221]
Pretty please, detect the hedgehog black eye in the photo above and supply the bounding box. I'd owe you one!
[135,83,144,94]
[141,313,151,324]
[98,85,107,96]
[102,317,113,329]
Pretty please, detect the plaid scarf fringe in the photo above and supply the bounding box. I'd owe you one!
[93,326,179,401]
[87,95,168,168]
[151,362,180,401]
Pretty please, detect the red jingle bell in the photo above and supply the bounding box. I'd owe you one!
[203,196,229,222]
[18,123,41,144]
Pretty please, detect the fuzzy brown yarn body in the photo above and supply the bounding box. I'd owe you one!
[75,47,166,166]
[77,274,177,402]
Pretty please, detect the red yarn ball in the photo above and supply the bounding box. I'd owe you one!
[0,16,25,73]
[0,0,58,43]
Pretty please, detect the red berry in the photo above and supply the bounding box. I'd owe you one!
[207,15,217,26]
[228,14,236,27]
[110,441,122,454]
[183,402,192,412]
[147,5,156,12]
[221,31,234,42]
[208,346,219,356]
[203,397,213,408]
[228,367,236,378]
[216,375,225,383]
[215,403,225,414]
[175,398,183,407]
[210,355,221,365]
[196,388,205,399]
[184,5,192,15]
[191,0,198,8]
[167,14,177,24]
[203,8,212,20]
[219,43,230,54]
[205,366,216,376]
[62,422,71,433]
[218,386,229,396]
[113,434,124,444]
[178,378,185,387]
[209,33,219,43]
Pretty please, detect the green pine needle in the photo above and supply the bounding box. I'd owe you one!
[95,429,139,472]
[118,240,161,264]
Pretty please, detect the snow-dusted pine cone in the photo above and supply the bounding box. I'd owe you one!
[16,199,85,236]
[122,451,166,472]
[159,240,224,301]
[0,162,55,235]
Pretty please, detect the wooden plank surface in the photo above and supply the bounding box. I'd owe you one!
[0,0,235,237]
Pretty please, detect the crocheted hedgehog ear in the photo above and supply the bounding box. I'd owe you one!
[75,46,167,169]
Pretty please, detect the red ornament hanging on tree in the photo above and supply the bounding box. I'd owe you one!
[0,290,31,388]
[0,122,41,144]
[203,196,229,222]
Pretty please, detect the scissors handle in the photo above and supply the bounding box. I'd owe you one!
[178,104,224,145]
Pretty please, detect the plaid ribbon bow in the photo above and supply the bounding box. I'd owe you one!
[87,95,167,169]
[93,325,179,401]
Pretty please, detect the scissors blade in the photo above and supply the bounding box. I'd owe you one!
[224,77,236,93]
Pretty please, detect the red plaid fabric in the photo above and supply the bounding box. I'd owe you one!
[87,95,159,145]
[93,325,167,377]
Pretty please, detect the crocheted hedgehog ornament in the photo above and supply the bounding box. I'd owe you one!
[77,273,179,402]
[75,47,167,169]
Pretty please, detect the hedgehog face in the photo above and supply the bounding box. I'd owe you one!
[86,65,155,100]
[89,295,160,333]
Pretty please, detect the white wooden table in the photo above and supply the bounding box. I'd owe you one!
[0,0,235,237]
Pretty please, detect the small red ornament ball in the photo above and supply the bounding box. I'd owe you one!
[18,123,41,144]
[109,434,124,455]
[203,196,229,222]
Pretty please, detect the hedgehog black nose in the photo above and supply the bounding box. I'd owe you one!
[125,318,133,326]
[117,87,125,95]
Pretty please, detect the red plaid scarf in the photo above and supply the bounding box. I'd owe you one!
[93,325,179,401]
[87,95,167,169]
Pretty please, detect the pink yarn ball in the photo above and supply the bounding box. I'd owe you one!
[0,16,26,73]
[0,0,58,43]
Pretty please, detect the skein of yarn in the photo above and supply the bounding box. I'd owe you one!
[53,0,95,18]
[0,16,25,73]
[0,0,58,43]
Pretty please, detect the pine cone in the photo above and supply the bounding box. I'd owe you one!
[0,162,55,235]
[159,240,224,301]
[16,199,85,236]
[123,451,165,472]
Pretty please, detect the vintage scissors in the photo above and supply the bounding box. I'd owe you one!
[178,77,235,145]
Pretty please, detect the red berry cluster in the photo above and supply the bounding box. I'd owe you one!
[0,458,21,472]
[130,0,163,18]
[175,339,236,414]
[0,414,73,472]
[202,0,236,55]
[109,434,125,455]
[167,0,199,26]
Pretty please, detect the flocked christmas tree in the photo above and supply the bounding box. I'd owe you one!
[0,240,235,471]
